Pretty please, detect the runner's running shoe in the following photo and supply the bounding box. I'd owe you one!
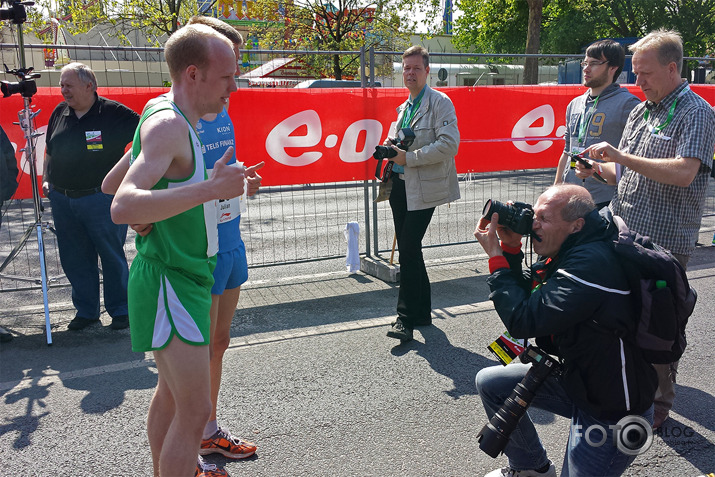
[200,427,257,459]
[195,455,227,477]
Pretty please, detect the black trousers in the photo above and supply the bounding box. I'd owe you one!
[388,175,435,327]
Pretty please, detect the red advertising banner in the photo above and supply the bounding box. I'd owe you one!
[3,85,714,199]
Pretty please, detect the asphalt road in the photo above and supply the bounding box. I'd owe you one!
[1,221,714,476]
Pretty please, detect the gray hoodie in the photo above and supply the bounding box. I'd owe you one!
[562,83,640,204]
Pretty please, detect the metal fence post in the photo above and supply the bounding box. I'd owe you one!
[369,46,375,86]
[372,180,379,256]
[360,45,366,88]
[363,180,371,257]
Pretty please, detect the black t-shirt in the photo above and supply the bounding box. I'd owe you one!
[45,94,139,190]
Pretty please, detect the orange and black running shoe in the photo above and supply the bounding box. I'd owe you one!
[195,455,227,477]
[200,427,257,459]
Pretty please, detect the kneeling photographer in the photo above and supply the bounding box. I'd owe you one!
[473,185,657,477]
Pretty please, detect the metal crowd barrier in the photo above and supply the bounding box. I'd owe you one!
[2,169,714,294]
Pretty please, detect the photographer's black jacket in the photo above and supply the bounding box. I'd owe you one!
[487,209,657,420]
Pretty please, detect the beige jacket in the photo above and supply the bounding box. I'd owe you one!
[394,85,460,211]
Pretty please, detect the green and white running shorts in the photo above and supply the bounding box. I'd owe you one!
[128,256,213,352]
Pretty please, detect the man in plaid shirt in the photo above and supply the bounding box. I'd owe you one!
[579,29,715,430]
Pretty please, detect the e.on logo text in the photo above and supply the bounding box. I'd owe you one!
[264,105,566,167]
[265,110,385,167]
[511,105,567,154]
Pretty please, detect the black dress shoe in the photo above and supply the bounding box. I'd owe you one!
[0,326,13,343]
[67,316,100,331]
[386,319,413,342]
[111,315,129,330]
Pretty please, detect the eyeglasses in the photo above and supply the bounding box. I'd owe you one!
[580,60,608,68]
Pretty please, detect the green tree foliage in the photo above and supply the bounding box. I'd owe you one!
[454,0,715,57]
[452,0,531,53]
[23,0,200,44]
[248,0,416,79]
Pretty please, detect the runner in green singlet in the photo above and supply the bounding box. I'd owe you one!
[111,25,246,477]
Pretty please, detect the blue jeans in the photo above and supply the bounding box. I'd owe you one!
[476,363,654,477]
[49,189,128,319]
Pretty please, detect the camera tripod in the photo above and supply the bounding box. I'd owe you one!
[0,14,58,345]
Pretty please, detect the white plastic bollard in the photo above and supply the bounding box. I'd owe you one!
[344,221,360,273]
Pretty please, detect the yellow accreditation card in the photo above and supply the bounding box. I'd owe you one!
[488,331,529,366]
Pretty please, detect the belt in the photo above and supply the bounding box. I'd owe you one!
[52,185,102,198]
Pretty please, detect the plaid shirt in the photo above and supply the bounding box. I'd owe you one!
[611,81,715,256]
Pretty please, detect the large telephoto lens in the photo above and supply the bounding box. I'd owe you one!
[477,348,559,458]
[477,378,538,457]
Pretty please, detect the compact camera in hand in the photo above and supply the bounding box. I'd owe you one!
[373,127,415,181]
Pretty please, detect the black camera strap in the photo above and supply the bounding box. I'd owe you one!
[381,160,394,182]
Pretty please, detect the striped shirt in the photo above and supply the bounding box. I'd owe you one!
[611,81,715,256]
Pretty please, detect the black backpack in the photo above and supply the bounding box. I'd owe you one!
[607,212,697,364]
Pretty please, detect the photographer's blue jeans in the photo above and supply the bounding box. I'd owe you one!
[476,363,653,476]
[388,175,435,326]
[49,189,128,320]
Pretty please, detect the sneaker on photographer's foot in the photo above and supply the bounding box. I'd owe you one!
[485,463,556,477]
[0,326,13,343]
[195,455,227,477]
[653,409,669,430]
[386,318,413,342]
[200,427,256,459]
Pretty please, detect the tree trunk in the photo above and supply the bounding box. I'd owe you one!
[333,54,342,80]
[524,0,543,85]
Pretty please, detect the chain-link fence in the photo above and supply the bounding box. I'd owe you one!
[3,42,713,89]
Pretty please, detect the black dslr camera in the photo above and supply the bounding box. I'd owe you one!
[373,127,415,181]
[1,0,29,24]
[477,346,561,458]
[1,65,39,98]
[2,0,40,99]
[482,199,534,237]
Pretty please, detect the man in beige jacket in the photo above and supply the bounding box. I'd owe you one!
[384,45,460,343]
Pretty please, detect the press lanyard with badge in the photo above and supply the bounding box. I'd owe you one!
[374,88,423,182]
[643,85,689,140]
[570,95,600,168]
[371,90,422,203]
[389,88,424,175]
[402,87,425,129]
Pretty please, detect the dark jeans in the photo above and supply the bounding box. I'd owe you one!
[476,363,653,476]
[388,175,435,327]
[48,189,129,319]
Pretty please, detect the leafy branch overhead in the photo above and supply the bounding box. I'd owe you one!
[248,0,415,79]
[22,0,200,45]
